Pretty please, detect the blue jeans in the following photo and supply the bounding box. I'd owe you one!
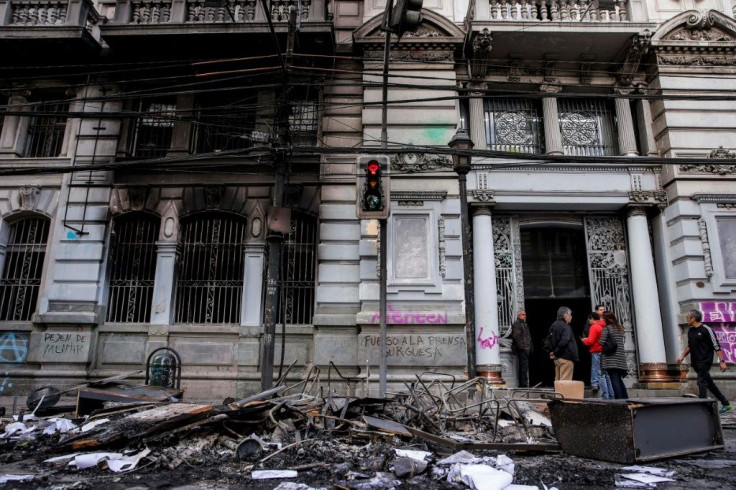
[608,369,629,399]
[590,353,602,389]
[601,372,614,400]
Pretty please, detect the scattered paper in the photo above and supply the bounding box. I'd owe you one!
[621,466,675,478]
[106,449,151,472]
[448,464,513,490]
[70,453,123,469]
[0,475,34,484]
[395,448,432,461]
[437,450,478,465]
[42,418,77,435]
[45,454,80,464]
[252,470,298,479]
[620,473,676,485]
[496,454,515,475]
[80,418,110,433]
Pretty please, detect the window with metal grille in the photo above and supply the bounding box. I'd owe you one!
[174,213,247,324]
[106,212,159,323]
[289,98,319,147]
[558,98,618,156]
[485,98,544,154]
[278,211,317,326]
[132,98,176,159]
[192,94,257,154]
[24,101,68,158]
[0,216,50,321]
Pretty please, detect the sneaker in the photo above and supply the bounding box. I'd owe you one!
[591,386,599,393]
[720,404,734,414]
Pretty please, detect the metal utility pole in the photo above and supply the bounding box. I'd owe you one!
[261,5,296,391]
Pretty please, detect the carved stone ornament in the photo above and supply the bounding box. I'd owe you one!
[628,190,667,205]
[438,217,446,278]
[390,50,454,62]
[204,185,225,209]
[19,185,40,210]
[471,29,493,79]
[471,189,495,202]
[709,146,736,159]
[679,147,736,175]
[658,55,736,66]
[617,30,651,88]
[390,153,453,173]
[128,186,149,211]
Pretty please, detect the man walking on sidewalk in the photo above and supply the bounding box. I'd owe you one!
[677,309,733,414]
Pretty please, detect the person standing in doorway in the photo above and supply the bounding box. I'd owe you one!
[512,310,532,388]
[581,311,610,398]
[600,311,629,399]
[548,307,578,381]
[677,309,733,414]
[583,304,605,338]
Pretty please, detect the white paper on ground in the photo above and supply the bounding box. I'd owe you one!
[496,454,515,475]
[71,453,123,469]
[1,422,28,438]
[437,450,478,465]
[106,448,152,472]
[452,464,513,490]
[80,418,110,432]
[251,470,298,479]
[44,454,80,464]
[506,485,539,490]
[395,449,432,461]
[620,473,676,484]
[621,466,675,477]
[0,475,34,484]
[42,418,77,435]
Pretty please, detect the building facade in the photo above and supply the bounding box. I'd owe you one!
[0,0,735,400]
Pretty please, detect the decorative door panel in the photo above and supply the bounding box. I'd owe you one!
[493,215,524,349]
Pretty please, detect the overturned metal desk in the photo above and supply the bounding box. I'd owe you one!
[549,397,724,463]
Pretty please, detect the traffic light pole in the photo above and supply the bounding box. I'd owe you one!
[378,0,393,399]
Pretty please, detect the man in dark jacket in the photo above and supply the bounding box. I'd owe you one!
[512,310,532,387]
[548,306,579,381]
[677,309,733,414]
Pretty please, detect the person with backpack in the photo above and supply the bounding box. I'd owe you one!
[600,311,628,399]
[546,306,578,381]
[677,309,733,414]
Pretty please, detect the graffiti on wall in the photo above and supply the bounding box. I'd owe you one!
[370,305,448,325]
[713,324,736,364]
[0,331,29,363]
[699,301,736,323]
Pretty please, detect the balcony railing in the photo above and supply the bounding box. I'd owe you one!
[0,0,99,27]
[114,0,325,24]
[477,0,629,22]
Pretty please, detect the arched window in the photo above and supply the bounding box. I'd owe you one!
[0,216,50,321]
[278,211,317,326]
[106,212,160,323]
[175,212,247,324]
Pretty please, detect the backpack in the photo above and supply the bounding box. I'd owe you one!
[602,326,618,356]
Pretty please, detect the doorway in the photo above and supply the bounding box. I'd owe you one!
[520,226,592,387]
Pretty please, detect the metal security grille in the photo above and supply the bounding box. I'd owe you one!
[289,99,319,147]
[133,99,175,159]
[106,213,159,323]
[558,98,618,156]
[485,98,544,153]
[175,213,247,324]
[0,217,50,321]
[278,212,317,326]
[25,102,68,158]
[193,97,257,154]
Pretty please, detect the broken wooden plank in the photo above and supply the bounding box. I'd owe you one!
[362,415,413,437]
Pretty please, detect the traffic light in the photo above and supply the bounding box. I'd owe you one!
[357,156,390,220]
[388,0,423,39]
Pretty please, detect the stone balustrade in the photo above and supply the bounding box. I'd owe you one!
[114,0,324,24]
[0,0,98,26]
[479,0,629,22]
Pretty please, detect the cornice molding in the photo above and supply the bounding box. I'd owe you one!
[691,194,736,204]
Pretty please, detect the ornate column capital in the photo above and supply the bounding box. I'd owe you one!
[626,205,648,217]
[540,83,562,94]
[467,82,488,95]
[472,205,493,217]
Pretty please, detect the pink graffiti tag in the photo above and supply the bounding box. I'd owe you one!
[477,327,499,350]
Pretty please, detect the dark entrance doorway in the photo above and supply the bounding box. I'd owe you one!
[520,227,592,387]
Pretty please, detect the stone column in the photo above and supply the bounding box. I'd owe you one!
[651,210,682,374]
[150,241,179,326]
[541,86,563,155]
[468,84,488,150]
[0,94,30,156]
[473,207,504,384]
[635,97,659,156]
[626,207,668,383]
[241,242,266,329]
[615,93,639,156]
[0,219,7,275]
